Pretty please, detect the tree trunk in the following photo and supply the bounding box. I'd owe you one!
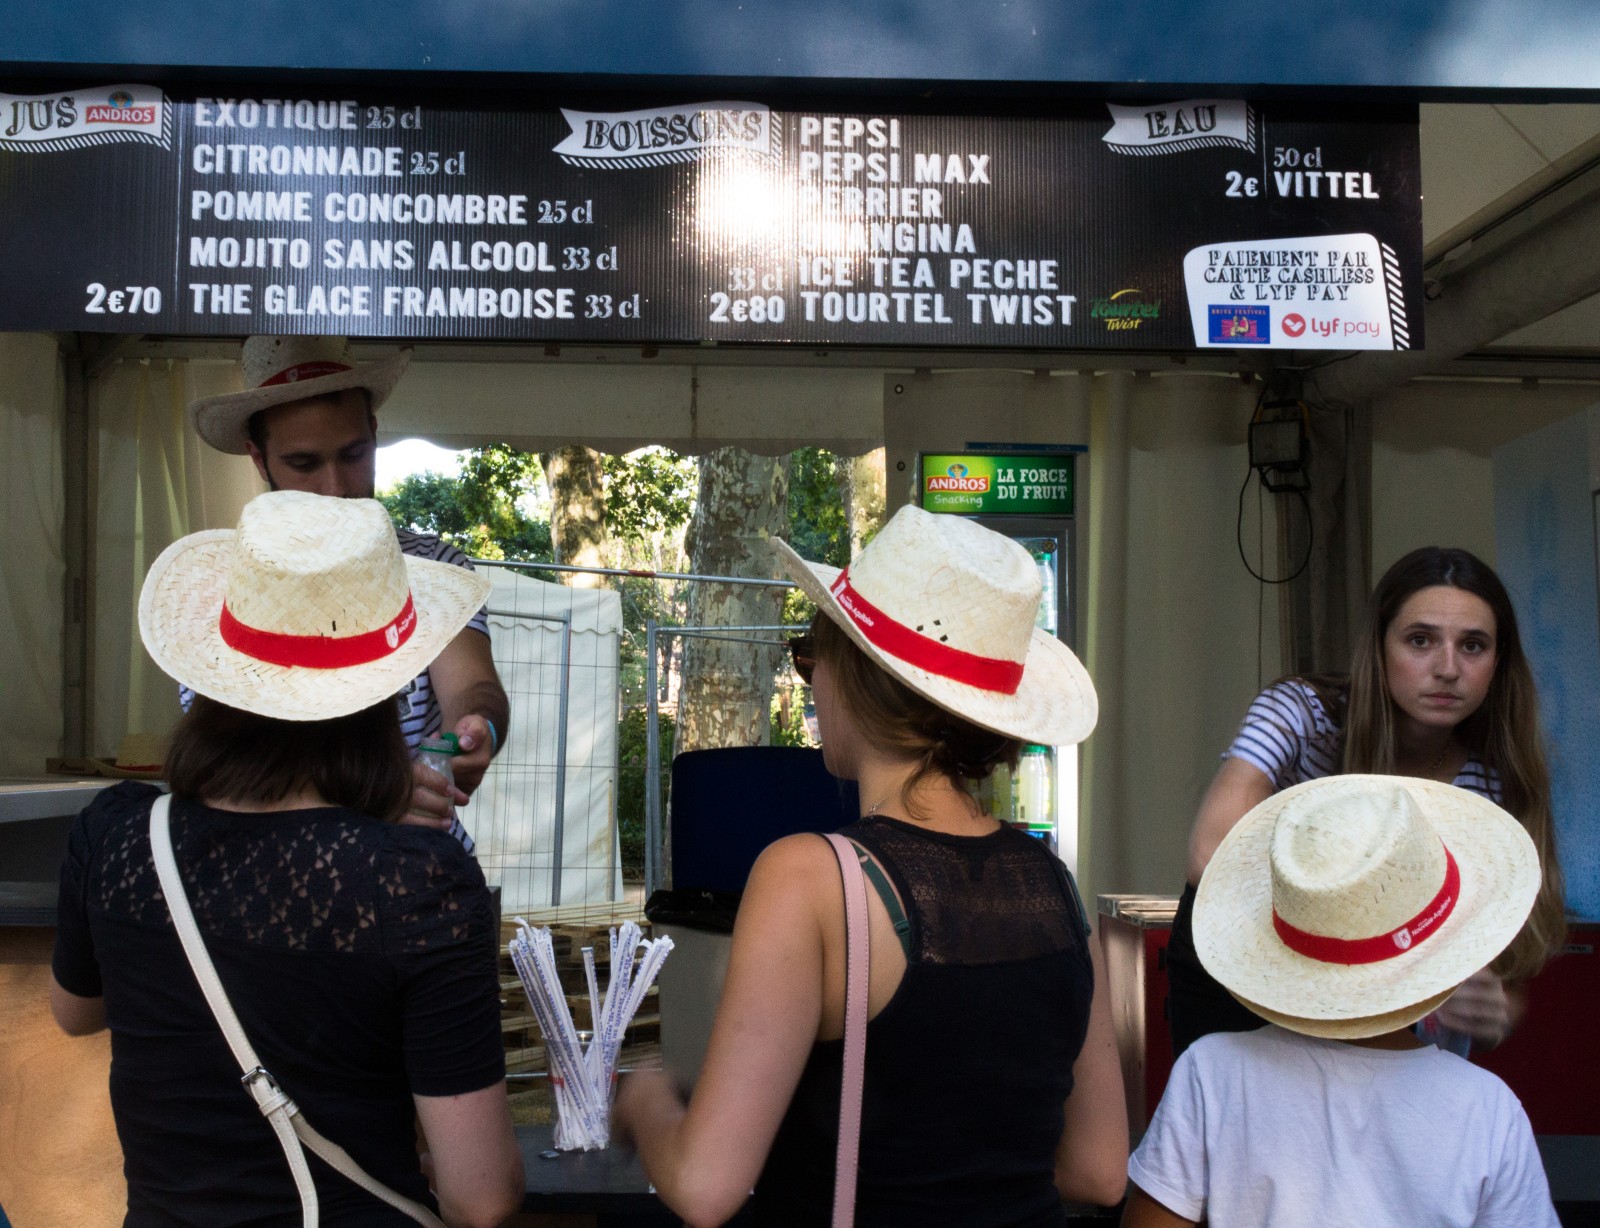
[836,448,886,560]
[542,446,607,587]
[674,448,790,754]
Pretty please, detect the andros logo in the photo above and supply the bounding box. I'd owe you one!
[926,461,989,493]
[85,90,156,125]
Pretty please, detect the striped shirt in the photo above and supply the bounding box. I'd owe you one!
[179,527,491,851]
[1225,679,1501,802]
[394,530,491,852]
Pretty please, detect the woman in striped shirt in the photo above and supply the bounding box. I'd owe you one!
[1168,546,1565,1057]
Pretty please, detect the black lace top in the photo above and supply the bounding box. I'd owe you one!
[52,781,505,1227]
[750,817,1094,1227]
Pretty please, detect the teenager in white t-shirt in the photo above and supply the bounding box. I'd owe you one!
[1125,775,1559,1228]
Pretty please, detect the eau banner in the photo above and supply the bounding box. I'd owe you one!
[0,84,1421,349]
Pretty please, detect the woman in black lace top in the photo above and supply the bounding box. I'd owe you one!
[49,491,523,1227]
[615,506,1128,1226]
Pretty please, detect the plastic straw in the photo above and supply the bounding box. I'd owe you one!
[509,919,674,1150]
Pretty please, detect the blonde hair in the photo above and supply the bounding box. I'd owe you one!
[1343,547,1564,980]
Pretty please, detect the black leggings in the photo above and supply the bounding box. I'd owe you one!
[1165,881,1265,1059]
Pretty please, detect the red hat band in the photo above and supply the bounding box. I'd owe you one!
[830,571,1025,695]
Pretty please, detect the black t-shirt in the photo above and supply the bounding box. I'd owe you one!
[750,818,1094,1227]
[53,781,506,1227]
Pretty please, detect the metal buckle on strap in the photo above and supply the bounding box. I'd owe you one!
[240,1064,299,1120]
[241,1065,280,1094]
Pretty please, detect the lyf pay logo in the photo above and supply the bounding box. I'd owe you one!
[1282,313,1307,339]
[1309,316,1383,340]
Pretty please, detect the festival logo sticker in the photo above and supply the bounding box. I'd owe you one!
[1183,233,1411,350]
[1102,99,1256,156]
[1207,305,1270,344]
[1,84,171,153]
[553,102,778,168]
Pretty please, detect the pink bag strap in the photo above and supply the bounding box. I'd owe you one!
[822,832,869,1228]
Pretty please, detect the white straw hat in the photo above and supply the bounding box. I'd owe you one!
[189,335,409,455]
[139,491,489,721]
[773,504,1097,746]
[1195,774,1540,1039]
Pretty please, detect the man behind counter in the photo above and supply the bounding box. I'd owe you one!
[186,335,509,844]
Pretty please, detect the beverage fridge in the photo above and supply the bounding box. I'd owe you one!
[917,450,1083,871]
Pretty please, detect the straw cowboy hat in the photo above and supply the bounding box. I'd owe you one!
[189,335,409,455]
[139,491,488,721]
[773,504,1097,747]
[1194,774,1540,1039]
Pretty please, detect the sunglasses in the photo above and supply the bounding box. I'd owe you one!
[788,634,815,686]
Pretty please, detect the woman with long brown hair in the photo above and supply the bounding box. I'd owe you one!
[1170,546,1565,1056]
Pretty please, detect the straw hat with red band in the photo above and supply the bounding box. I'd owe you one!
[772,504,1097,747]
[138,490,489,722]
[1194,774,1541,1039]
[189,335,409,456]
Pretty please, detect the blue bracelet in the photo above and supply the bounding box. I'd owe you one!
[486,719,499,756]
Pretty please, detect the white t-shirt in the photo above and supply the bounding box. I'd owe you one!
[1129,1026,1558,1228]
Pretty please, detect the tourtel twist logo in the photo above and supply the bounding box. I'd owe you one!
[553,103,777,169]
[1090,289,1161,332]
[1,84,170,152]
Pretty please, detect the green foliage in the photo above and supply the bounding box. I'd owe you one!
[770,680,814,748]
[616,706,674,876]
[787,447,851,570]
[604,447,697,543]
[379,445,553,566]
[381,470,472,540]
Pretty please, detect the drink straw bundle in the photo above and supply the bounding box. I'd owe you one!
[508,919,674,1150]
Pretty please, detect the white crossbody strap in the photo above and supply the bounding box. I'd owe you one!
[149,794,447,1228]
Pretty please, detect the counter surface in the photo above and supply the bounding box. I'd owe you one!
[516,1123,656,1214]
[1096,892,1179,929]
[0,779,115,825]
[0,881,56,926]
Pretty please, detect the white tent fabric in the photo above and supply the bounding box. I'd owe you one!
[467,568,623,912]
[90,359,259,756]
[0,334,65,777]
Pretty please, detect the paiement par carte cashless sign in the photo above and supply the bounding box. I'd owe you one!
[0,86,1420,350]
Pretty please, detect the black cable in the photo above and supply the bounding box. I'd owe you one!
[1236,465,1313,585]
[1257,466,1266,690]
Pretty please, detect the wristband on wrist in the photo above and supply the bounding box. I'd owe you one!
[485,718,499,756]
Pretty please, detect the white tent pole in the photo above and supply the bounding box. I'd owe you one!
[550,611,572,909]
